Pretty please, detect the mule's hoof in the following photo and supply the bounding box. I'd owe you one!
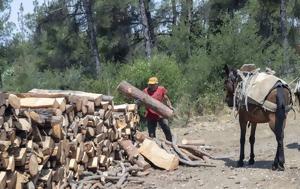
[237,161,244,167]
[272,163,278,171]
[248,159,255,165]
[277,163,285,171]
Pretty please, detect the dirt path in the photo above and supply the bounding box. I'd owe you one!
[126,110,300,189]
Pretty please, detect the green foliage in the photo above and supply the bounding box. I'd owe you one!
[117,54,185,103]
[2,53,85,92]
[79,62,119,95]
[1,0,300,118]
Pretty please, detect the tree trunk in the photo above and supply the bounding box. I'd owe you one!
[186,0,193,57]
[139,0,152,59]
[145,0,155,47]
[82,0,101,75]
[181,0,193,57]
[280,0,289,72]
[117,81,174,118]
[171,0,177,25]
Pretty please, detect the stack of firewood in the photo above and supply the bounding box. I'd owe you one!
[0,89,141,189]
[0,87,214,189]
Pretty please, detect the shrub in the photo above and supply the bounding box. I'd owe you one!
[116,54,185,103]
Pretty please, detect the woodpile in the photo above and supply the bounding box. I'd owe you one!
[0,90,141,189]
[0,88,214,189]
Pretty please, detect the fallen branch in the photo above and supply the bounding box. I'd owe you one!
[116,172,129,189]
[171,135,191,161]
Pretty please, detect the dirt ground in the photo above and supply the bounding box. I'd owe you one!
[126,108,300,189]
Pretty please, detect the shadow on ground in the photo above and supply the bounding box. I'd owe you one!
[217,157,273,169]
[286,142,300,150]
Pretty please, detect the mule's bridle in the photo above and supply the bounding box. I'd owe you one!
[227,72,237,94]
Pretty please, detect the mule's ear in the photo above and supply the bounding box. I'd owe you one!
[224,64,230,75]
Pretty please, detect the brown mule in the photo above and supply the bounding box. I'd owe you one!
[223,65,291,171]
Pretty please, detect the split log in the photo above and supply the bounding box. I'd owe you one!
[15,148,27,167]
[0,141,11,151]
[87,101,95,115]
[55,98,66,112]
[52,167,64,182]
[29,89,102,106]
[19,97,62,109]
[0,172,6,189]
[0,93,7,106]
[51,122,63,140]
[14,118,32,132]
[7,156,15,172]
[28,154,39,177]
[13,137,21,147]
[100,101,109,111]
[138,138,179,170]
[116,118,127,130]
[117,81,174,118]
[88,157,98,171]
[28,111,46,125]
[17,93,65,98]
[113,104,128,112]
[0,117,3,127]
[8,94,20,109]
[0,106,5,117]
[41,136,54,156]
[127,104,137,112]
[76,143,84,163]
[6,171,17,189]
[38,169,52,187]
[69,95,82,112]
[16,171,28,189]
[99,155,107,167]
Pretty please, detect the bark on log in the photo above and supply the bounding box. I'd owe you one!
[117,81,174,118]
[118,140,139,160]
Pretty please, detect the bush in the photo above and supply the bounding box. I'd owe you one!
[2,55,44,92]
[79,62,119,95]
[116,54,185,103]
[2,55,85,92]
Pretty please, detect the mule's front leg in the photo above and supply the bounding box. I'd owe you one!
[238,118,247,167]
[249,123,257,165]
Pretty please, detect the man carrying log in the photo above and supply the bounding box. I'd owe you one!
[137,77,174,141]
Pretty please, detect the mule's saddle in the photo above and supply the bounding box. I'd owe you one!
[236,64,292,112]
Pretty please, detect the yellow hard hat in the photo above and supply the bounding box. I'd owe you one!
[148,77,158,84]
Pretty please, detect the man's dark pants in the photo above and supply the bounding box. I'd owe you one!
[147,118,172,141]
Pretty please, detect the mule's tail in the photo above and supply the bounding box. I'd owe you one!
[274,85,287,167]
[275,86,286,132]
